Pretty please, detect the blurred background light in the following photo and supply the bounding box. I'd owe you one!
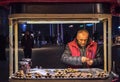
[21,23,27,31]
[86,23,94,27]
[118,26,120,29]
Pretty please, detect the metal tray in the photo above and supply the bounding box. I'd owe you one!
[11,68,110,80]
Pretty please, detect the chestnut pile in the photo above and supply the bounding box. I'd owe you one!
[11,68,109,79]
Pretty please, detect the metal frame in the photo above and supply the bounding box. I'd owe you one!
[8,14,112,76]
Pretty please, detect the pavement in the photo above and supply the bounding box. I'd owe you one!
[0,45,65,82]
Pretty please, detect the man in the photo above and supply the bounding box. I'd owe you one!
[112,35,120,76]
[21,31,34,58]
[61,29,103,68]
[38,31,42,48]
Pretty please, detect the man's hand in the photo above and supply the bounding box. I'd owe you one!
[86,60,93,66]
[81,56,90,63]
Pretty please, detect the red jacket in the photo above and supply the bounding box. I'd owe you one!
[68,39,97,59]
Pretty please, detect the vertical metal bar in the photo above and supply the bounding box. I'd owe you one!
[14,21,18,72]
[92,23,95,34]
[9,19,13,76]
[94,23,96,31]
[49,24,52,36]
[57,24,59,45]
[30,24,33,31]
[96,3,103,13]
[60,24,63,43]
[103,20,107,72]
[108,17,112,72]
[52,24,54,36]
[84,24,86,29]
[57,24,59,33]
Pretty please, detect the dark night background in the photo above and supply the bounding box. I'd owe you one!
[0,2,120,82]
[0,3,120,42]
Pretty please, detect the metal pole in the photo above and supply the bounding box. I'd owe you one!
[52,24,54,36]
[14,21,18,72]
[9,19,13,76]
[49,24,52,36]
[60,24,63,43]
[94,23,96,31]
[57,24,59,45]
[57,24,59,33]
[84,24,86,29]
[108,17,112,72]
[92,23,95,34]
[96,3,103,14]
[30,24,33,31]
[103,20,107,72]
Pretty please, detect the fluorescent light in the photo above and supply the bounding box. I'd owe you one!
[23,20,100,24]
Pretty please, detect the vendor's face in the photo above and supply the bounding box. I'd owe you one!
[76,32,89,47]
